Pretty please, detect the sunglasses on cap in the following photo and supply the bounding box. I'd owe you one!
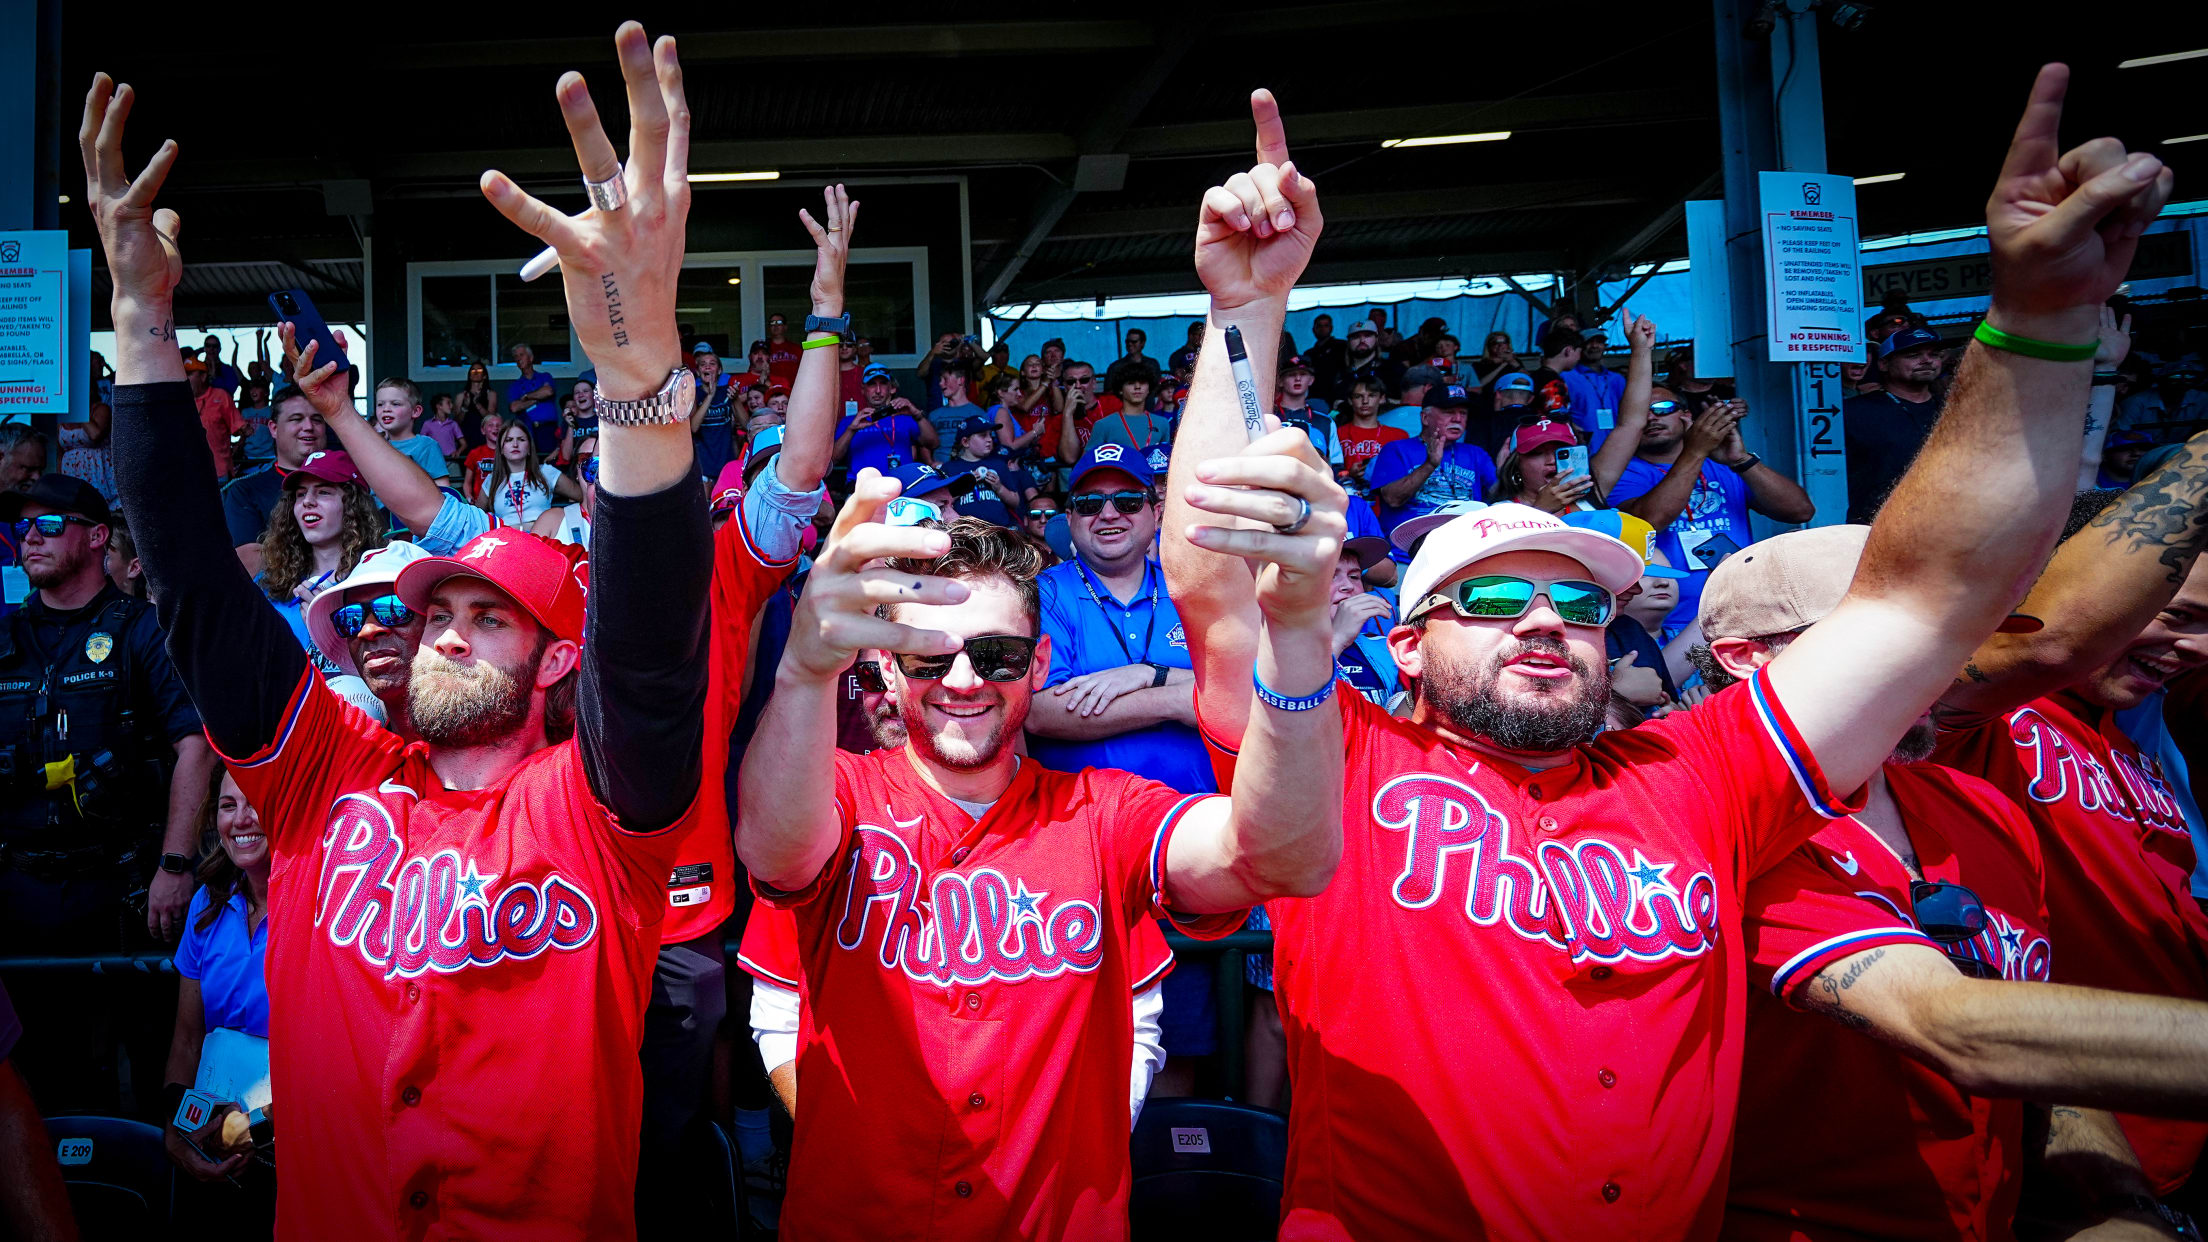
[892,634,1040,683]
[884,496,942,528]
[1909,879,1996,979]
[331,594,415,639]
[12,514,100,539]
[1407,575,1617,628]
[1070,490,1150,517]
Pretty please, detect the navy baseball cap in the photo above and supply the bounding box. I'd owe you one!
[862,364,894,383]
[1494,371,1536,393]
[1279,353,1314,376]
[1878,326,1942,359]
[1425,384,1473,411]
[889,461,953,501]
[1069,441,1154,491]
[956,414,997,439]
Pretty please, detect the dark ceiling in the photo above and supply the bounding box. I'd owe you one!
[51,0,2208,324]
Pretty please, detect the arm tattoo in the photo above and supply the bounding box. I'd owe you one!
[149,315,174,342]
[1805,948,1887,1033]
[601,273,629,348]
[2092,439,2208,584]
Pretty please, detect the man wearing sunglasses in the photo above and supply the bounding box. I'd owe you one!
[300,540,437,740]
[90,31,722,1238]
[1162,70,2172,1241]
[1698,525,2208,1242]
[738,427,1347,1238]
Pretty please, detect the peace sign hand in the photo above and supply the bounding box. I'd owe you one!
[1195,89,1325,312]
[79,74,184,376]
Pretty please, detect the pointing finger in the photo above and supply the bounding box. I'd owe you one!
[1996,64,2069,186]
[1250,88,1290,167]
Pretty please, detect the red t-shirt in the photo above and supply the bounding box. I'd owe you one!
[1337,422,1407,480]
[214,670,688,1242]
[1203,669,1862,1242]
[1934,691,2208,1192]
[461,446,497,503]
[755,750,1240,1241]
[196,389,244,479]
[1728,762,2052,1242]
[765,339,803,384]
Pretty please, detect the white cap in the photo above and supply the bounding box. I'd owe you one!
[306,541,437,676]
[325,674,388,725]
[1388,499,1488,553]
[1399,502,1647,611]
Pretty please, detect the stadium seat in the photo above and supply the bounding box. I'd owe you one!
[1129,1097,1287,1242]
[42,1113,174,1234]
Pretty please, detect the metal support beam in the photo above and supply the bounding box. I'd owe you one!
[1577,171,1723,275]
[1045,181,1639,244]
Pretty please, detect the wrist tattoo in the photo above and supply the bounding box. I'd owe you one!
[601,273,629,348]
[149,315,175,342]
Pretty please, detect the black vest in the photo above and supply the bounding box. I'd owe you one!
[0,588,160,843]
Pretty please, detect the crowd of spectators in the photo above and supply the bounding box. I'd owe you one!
[4,37,2208,1242]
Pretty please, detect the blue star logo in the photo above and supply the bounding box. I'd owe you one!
[1625,851,1676,900]
[1009,879,1048,924]
[1998,921,2023,956]
[456,860,498,909]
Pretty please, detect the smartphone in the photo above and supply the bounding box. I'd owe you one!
[269,288,348,372]
[1554,445,1590,479]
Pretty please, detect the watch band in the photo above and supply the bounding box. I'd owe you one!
[804,312,851,341]
[595,366,699,427]
[1149,662,1169,688]
[1729,453,1762,473]
[158,851,194,875]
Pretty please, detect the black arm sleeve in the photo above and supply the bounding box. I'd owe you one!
[111,382,309,758]
[578,460,711,834]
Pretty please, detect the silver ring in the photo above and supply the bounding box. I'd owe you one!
[585,167,629,213]
[1275,496,1312,535]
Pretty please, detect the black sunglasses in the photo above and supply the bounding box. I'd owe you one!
[892,634,1040,683]
[331,594,415,639]
[12,514,100,539]
[1070,490,1150,517]
[1910,879,1996,978]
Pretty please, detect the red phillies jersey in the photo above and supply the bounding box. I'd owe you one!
[1728,762,2052,1242]
[756,748,1238,1241]
[1207,668,1861,1242]
[216,670,684,1242]
[661,515,798,943]
[765,339,802,383]
[1935,691,2208,1192]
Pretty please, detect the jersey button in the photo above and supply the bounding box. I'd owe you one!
[405,982,421,1004]
[401,1085,421,1107]
[1527,786,1545,802]
[950,847,971,864]
[1538,816,1559,833]
[1589,966,1614,981]
[1597,1068,1617,1089]
[964,992,983,1011]
[408,1191,429,1210]
[968,1092,987,1110]
[955,1181,973,1198]
[1601,1182,1622,1203]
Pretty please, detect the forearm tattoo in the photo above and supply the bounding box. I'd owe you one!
[2094,438,2208,584]
[1807,948,1886,1033]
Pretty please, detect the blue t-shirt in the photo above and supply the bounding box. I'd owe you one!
[1030,557,1216,796]
[1607,455,1753,630]
[836,409,924,477]
[1364,438,1499,535]
[174,886,271,1038]
[941,454,1033,528]
[507,372,560,452]
[1564,366,1625,430]
[259,572,343,678]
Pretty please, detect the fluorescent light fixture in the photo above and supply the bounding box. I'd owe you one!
[687,171,780,183]
[1852,172,1906,185]
[2166,134,2208,145]
[726,276,742,285]
[1381,131,1511,149]
[57,194,70,204]
[2120,48,2207,68]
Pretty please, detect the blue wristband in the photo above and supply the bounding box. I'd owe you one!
[1254,670,1336,713]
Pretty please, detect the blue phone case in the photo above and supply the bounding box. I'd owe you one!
[268,288,348,373]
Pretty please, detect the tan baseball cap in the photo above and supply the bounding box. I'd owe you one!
[1699,524,2042,640]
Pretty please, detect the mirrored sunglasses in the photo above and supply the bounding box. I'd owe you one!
[1410,575,1616,628]
[331,594,415,639]
[11,514,99,539]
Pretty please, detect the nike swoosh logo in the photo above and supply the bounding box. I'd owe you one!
[1832,852,1860,876]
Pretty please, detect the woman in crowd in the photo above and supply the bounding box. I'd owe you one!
[992,368,1052,461]
[162,766,275,1231]
[455,361,498,447]
[1491,417,1596,513]
[258,452,384,675]
[688,346,738,480]
[1469,331,1518,390]
[479,419,580,529]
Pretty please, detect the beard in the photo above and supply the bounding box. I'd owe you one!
[1422,635,1609,753]
[407,646,534,748]
[900,689,1026,771]
[867,693,909,752]
[1887,719,1939,765]
[23,541,88,590]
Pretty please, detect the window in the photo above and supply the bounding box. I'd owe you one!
[493,274,571,365]
[759,260,919,356]
[674,265,747,358]
[419,276,492,369]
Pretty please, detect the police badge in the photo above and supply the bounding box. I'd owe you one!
[85,632,114,663]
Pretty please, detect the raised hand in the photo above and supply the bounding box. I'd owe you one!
[1195,89,1325,312]
[1181,426,1350,627]
[1683,400,1746,460]
[280,323,358,423]
[1622,310,1657,353]
[800,184,858,310]
[1986,65,2173,329]
[479,23,689,403]
[2094,304,2134,369]
[80,74,185,380]
[784,470,967,682]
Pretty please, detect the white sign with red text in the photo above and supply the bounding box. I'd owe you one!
[0,231,69,413]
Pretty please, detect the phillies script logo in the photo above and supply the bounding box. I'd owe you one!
[833,821,1106,987]
[1371,773,1721,964]
[314,783,599,979]
[2008,708,2187,833]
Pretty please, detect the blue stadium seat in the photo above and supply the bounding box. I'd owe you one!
[42,1113,174,1234]
[1129,1097,1287,1242]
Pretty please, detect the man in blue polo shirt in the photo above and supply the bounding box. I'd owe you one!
[1364,383,1498,538]
[506,342,560,455]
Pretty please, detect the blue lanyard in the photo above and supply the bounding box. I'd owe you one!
[1073,557,1159,668]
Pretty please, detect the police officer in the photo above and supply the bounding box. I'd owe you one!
[1,474,213,1110]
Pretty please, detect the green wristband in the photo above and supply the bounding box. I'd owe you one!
[800,335,840,351]
[1973,320,2098,362]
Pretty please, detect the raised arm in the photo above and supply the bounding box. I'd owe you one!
[1590,310,1655,495]
[479,23,710,831]
[1766,64,2174,796]
[84,75,310,759]
[2078,305,2133,490]
[280,325,446,534]
[780,185,856,492]
[1942,428,2208,717]
[1159,88,1324,750]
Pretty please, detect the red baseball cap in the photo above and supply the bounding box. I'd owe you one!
[395,530,589,643]
[284,450,366,490]
[1512,419,1579,456]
